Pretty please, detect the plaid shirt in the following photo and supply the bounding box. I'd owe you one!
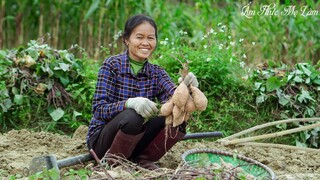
[86,51,176,145]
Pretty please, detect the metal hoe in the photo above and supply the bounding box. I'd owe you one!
[28,131,223,176]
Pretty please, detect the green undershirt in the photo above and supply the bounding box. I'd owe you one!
[129,57,147,75]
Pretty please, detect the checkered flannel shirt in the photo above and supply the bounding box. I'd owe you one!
[86,51,176,145]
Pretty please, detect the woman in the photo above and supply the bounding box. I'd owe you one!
[86,14,198,170]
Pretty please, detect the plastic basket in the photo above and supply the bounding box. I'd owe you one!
[182,149,276,180]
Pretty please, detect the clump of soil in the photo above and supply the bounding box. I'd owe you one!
[0,126,319,179]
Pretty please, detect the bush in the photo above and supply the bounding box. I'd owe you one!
[152,24,259,136]
[251,62,320,147]
[0,40,96,133]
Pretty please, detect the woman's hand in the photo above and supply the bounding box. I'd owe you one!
[126,97,158,118]
[178,72,199,87]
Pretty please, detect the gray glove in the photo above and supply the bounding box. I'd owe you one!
[178,72,199,87]
[126,97,158,118]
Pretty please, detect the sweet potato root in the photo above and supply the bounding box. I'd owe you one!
[190,85,208,111]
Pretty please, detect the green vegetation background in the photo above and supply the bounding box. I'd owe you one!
[0,0,319,148]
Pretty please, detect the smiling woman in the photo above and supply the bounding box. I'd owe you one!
[86,14,200,170]
[125,22,157,61]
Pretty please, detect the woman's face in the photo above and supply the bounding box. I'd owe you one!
[125,22,157,61]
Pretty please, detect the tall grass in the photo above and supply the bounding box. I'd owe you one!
[1,0,318,64]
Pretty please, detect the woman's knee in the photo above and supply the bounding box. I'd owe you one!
[118,109,144,134]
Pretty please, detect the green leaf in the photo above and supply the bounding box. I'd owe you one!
[60,63,70,72]
[105,0,113,7]
[298,89,315,103]
[41,63,54,77]
[1,99,12,112]
[59,75,70,86]
[254,82,262,90]
[14,95,23,105]
[256,94,266,105]
[299,63,312,76]
[293,76,303,83]
[84,0,100,21]
[73,110,82,121]
[278,95,289,106]
[49,108,65,121]
[64,53,74,63]
[305,107,315,117]
[266,76,282,92]
[314,79,320,85]
[296,140,307,147]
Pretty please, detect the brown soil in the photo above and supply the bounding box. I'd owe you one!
[0,126,319,179]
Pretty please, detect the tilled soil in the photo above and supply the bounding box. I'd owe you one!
[0,125,319,179]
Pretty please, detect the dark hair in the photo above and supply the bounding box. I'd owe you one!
[122,14,158,44]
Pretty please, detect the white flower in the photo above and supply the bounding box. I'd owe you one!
[240,61,245,68]
[179,30,184,35]
[239,38,244,42]
[230,58,233,62]
[204,45,208,49]
[206,58,211,62]
[230,41,235,46]
[184,31,188,35]
[160,41,167,45]
[113,31,122,40]
[252,42,255,45]
[219,29,225,33]
[243,54,247,59]
[165,38,169,41]
[217,23,222,26]
[228,36,231,39]
[159,55,163,59]
[209,28,214,34]
[219,44,223,50]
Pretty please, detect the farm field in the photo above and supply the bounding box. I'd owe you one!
[0,126,319,179]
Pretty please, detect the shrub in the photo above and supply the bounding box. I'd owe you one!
[0,40,96,133]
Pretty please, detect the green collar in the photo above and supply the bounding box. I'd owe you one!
[129,57,147,75]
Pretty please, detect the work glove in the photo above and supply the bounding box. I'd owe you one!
[178,72,199,88]
[126,97,158,118]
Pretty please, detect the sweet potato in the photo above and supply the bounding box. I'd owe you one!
[185,95,196,112]
[160,98,174,116]
[173,112,185,127]
[165,114,173,125]
[172,105,184,127]
[183,112,191,121]
[190,85,208,111]
[172,105,183,119]
[172,82,189,110]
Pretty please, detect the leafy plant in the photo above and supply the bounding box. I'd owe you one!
[28,168,60,180]
[152,24,257,136]
[63,168,91,179]
[0,40,96,133]
[251,62,320,147]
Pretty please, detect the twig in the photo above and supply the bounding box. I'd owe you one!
[89,149,114,180]
[169,54,184,67]
[222,122,320,145]
[220,118,320,141]
[238,142,320,152]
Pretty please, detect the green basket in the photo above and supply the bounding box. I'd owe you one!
[182,149,276,180]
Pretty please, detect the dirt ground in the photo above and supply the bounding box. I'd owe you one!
[0,125,319,179]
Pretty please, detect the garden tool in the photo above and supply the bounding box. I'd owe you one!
[28,131,223,176]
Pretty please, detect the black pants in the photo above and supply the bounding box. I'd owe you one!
[90,109,166,159]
